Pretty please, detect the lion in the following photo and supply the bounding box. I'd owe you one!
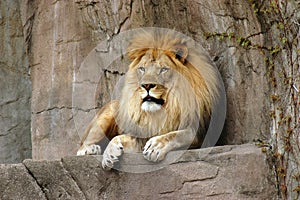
[76,29,220,170]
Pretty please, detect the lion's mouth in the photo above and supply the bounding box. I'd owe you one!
[142,95,164,105]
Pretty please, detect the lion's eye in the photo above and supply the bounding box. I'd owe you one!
[160,67,169,74]
[138,66,145,73]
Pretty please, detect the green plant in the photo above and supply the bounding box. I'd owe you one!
[204,0,299,199]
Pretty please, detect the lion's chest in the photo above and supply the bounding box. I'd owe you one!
[125,109,180,137]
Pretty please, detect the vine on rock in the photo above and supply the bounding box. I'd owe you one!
[204,0,299,199]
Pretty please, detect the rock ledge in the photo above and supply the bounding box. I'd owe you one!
[0,144,276,200]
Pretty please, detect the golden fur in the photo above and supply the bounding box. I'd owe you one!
[77,29,220,170]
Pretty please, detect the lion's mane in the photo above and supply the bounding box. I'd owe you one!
[116,29,220,141]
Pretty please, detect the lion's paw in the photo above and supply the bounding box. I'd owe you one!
[102,139,124,170]
[143,136,170,162]
[77,144,102,156]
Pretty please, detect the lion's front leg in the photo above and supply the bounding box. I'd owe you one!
[77,101,119,156]
[143,129,198,162]
[102,135,144,170]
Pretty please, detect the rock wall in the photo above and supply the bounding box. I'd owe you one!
[20,0,99,160]
[1,1,298,198]
[0,0,32,163]
[22,0,270,160]
[0,144,277,200]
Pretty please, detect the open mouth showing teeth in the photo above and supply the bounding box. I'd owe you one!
[142,95,164,105]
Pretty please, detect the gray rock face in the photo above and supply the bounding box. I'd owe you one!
[20,0,99,160]
[1,1,298,198]
[20,0,270,161]
[0,144,277,200]
[0,163,46,199]
[0,0,32,163]
[23,159,86,199]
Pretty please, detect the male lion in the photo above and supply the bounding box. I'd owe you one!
[77,30,220,170]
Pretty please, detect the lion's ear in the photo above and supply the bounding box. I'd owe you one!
[127,48,149,61]
[172,45,188,64]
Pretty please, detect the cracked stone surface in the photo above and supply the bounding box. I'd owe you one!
[19,0,100,160]
[23,159,86,199]
[0,163,46,199]
[0,0,32,163]
[0,144,277,200]
[16,0,271,160]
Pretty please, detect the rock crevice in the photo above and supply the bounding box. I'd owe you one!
[0,144,276,200]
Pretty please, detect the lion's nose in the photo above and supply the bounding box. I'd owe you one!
[141,84,156,91]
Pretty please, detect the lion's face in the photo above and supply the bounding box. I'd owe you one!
[131,50,178,113]
[117,49,182,137]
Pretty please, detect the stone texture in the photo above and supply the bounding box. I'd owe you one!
[19,0,98,160]
[2,0,298,198]
[23,159,86,200]
[0,144,277,199]
[254,1,300,199]
[0,0,32,163]
[20,0,271,161]
[120,0,269,144]
[0,163,46,199]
